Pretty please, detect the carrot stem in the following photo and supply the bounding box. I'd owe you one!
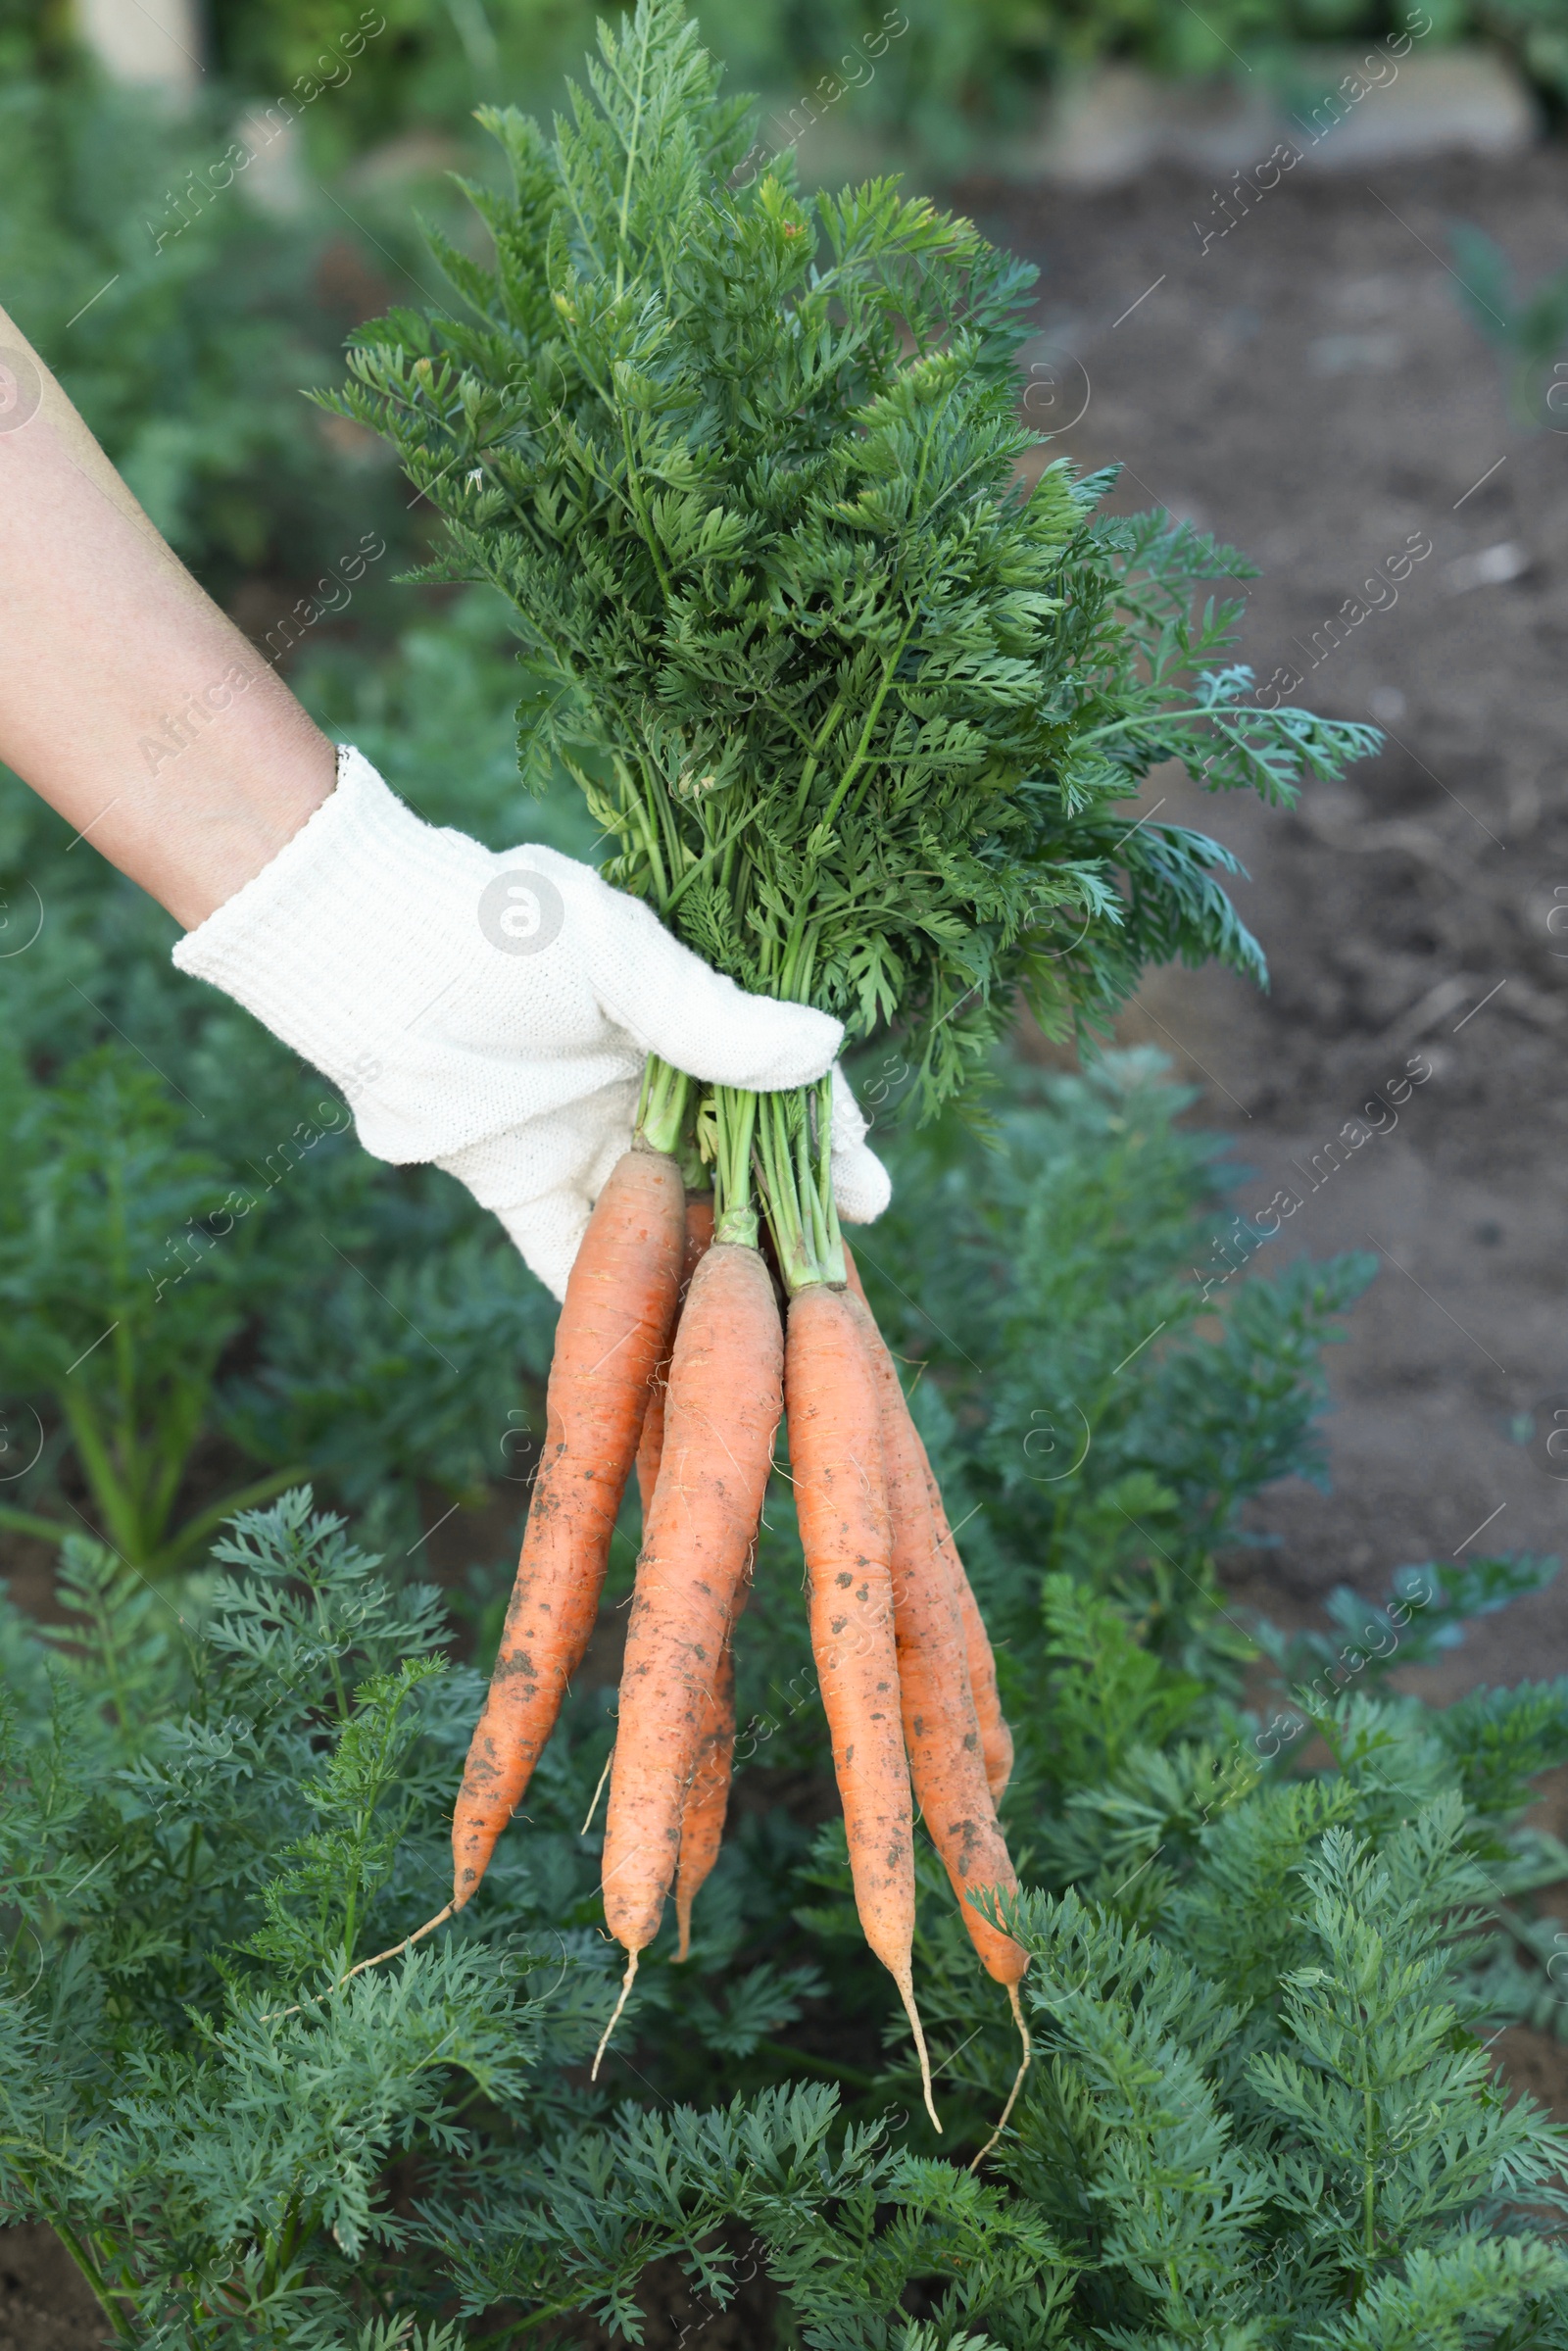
[710,1083,759,1247]
[635,1054,691,1156]
[808,1069,839,1279]
[752,1084,843,1293]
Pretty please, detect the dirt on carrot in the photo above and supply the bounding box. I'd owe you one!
[451,1145,686,1909]
[844,1247,1014,1801]
[601,1242,782,1963]
[636,1194,714,1519]
[785,1281,941,2128]
[674,1630,738,1961]
[848,1287,1027,1991]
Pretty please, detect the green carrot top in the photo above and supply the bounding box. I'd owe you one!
[329,0,1378,1125]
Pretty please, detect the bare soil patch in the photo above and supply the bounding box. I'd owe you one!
[968,146,1568,1697]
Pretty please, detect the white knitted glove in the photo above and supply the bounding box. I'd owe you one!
[172,746,890,1298]
[827,1063,891,1226]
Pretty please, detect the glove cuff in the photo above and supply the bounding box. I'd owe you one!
[173,740,440,986]
[172,744,491,1145]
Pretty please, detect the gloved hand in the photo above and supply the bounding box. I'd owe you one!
[172,745,890,1298]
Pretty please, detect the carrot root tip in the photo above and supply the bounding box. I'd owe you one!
[674,1898,693,1964]
[581,1744,615,1837]
[969,1979,1033,2172]
[591,1947,639,2079]
[340,1901,454,1988]
[259,1901,455,2025]
[894,1967,941,2135]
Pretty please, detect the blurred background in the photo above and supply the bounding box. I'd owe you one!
[5,0,1568,2334]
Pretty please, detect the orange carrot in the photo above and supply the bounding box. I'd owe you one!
[932,1475,1014,1803]
[787,1282,938,2131]
[596,1242,782,2065]
[632,1193,729,1958]
[843,1249,1013,1801]
[846,1288,1026,1992]
[635,1194,714,1518]
[673,1625,737,1961]
[841,1264,1031,2141]
[451,1145,685,1910]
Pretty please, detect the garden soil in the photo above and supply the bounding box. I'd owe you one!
[12,139,1568,2343]
[969,144,1568,1709]
[0,2225,110,2351]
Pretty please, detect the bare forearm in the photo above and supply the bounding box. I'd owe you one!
[0,306,334,928]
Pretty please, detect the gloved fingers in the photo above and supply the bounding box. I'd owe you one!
[435,1085,639,1302]
[828,1062,892,1225]
[433,1051,891,1302]
[493,1193,589,1304]
[568,856,843,1090]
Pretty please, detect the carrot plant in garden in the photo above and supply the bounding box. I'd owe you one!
[6,1058,1568,2345]
[0,1048,308,1574]
[1450,221,1568,429]
[327,0,1383,2074]
[0,1029,560,1576]
[206,0,1568,171]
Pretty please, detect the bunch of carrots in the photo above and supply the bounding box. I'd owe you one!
[449,1068,1029,2133]
[331,0,1381,2140]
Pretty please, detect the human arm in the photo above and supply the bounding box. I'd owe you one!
[0,303,333,928]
